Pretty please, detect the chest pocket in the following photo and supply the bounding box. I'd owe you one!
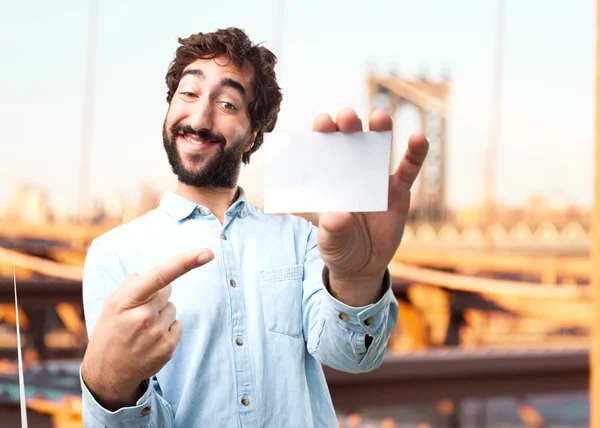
[260,264,304,338]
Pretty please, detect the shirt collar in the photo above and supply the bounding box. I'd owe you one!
[159,187,254,221]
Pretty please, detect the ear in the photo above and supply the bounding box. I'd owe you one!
[244,133,257,153]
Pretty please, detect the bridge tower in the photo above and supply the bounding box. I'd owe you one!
[367,71,450,223]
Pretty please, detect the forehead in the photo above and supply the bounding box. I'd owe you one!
[181,56,253,88]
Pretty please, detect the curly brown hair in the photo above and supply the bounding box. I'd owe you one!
[165,27,282,164]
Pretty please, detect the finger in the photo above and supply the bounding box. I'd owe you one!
[159,302,177,330]
[169,319,182,342]
[313,113,337,133]
[368,109,393,132]
[151,284,173,312]
[393,132,429,190]
[335,108,363,133]
[318,211,355,236]
[130,249,214,302]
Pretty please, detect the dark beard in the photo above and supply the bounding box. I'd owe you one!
[162,122,247,188]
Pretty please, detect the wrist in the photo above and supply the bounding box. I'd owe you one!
[81,357,143,411]
[323,265,386,307]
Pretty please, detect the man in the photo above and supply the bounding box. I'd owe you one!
[80,27,428,427]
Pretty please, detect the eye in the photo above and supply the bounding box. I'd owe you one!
[179,91,197,98]
[219,101,237,111]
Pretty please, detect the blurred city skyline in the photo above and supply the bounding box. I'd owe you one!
[0,0,595,215]
[1,180,589,230]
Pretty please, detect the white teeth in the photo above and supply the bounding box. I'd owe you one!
[183,135,204,145]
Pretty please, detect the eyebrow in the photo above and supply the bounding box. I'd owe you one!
[181,68,247,98]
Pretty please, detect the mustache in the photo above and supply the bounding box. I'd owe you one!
[172,124,226,145]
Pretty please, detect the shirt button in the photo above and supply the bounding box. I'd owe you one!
[338,312,349,322]
[241,396,250,406]
[235,337,243,346]
[198,207,204,214]
[237,213,242,218]
[364,316,374,326]
[141,406,151,416]
[220,234,227,240]
[230,279,236,287]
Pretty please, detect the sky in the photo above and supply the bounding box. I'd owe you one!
[0,0,596,215]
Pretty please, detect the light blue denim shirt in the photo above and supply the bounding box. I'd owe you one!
[80,188,398,428]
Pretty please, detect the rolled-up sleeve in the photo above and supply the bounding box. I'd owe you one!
[302,223,398,373]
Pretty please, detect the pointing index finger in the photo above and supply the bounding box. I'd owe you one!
[130,249,214,301]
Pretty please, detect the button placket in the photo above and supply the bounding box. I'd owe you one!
[220,225,253,422]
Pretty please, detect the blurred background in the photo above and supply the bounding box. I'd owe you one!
[0,0,596,426]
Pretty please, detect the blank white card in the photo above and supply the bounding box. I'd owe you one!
[263,131,392,213]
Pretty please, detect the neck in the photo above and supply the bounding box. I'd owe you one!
[175,182,240,223]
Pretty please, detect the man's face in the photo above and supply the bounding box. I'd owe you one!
[163,56,255,188]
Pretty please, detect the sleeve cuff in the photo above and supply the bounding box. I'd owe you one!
[320,266,394,337]
[80,364,153,427]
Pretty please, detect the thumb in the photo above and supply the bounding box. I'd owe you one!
[317,213,356,256]
[318,212,355,236]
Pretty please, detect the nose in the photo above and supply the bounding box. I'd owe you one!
[189,95,213,131]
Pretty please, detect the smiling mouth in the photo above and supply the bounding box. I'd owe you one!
[179,133,221,145]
